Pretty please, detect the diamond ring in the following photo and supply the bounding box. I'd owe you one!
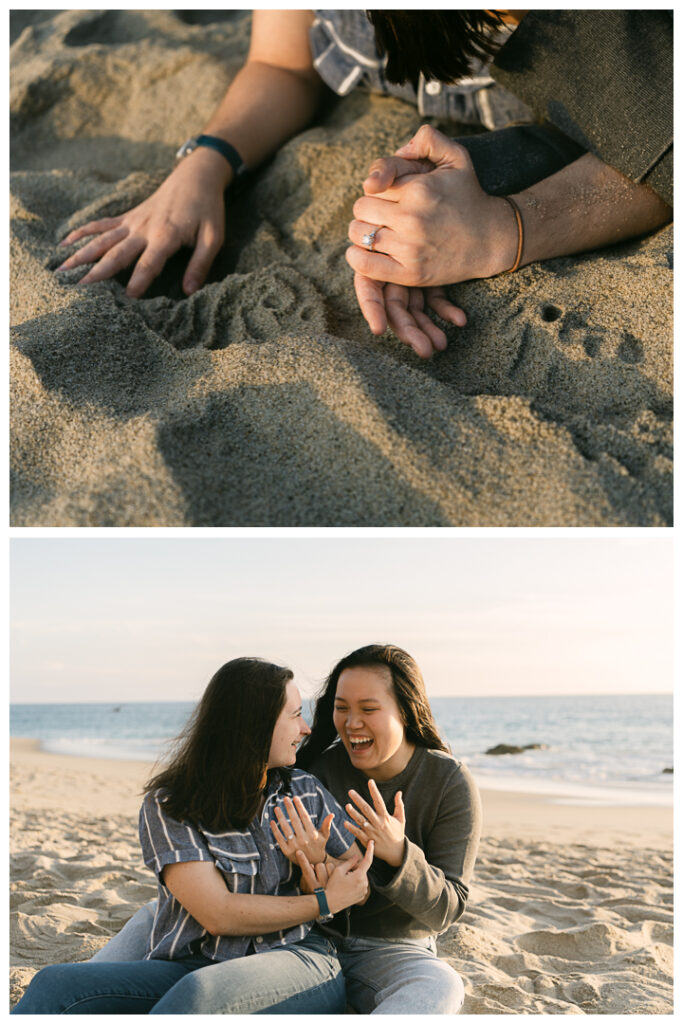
[361,229,378,251]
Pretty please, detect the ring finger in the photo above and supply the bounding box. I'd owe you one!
[348,220,400,259]
[344,820,369,844]
[345,803,374,832]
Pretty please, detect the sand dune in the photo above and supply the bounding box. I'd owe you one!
[10,10,673,525]
[10,739,673,1013]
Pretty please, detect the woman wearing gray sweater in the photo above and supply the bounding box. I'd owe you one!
[92,644,482,1013]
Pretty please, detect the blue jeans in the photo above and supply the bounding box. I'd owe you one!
[12,931,345,1014]
[335,934,465,1014]
[89,902,465,1013]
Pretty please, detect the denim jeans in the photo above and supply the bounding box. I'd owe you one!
[89,902,465,1014]
[335,934,465,1014]
[12,930,345,1015]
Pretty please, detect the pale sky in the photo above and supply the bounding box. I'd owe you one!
[10,536,672,703]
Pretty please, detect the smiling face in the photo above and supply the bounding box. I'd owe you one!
[333,666,415,781]
[267,681,311,768]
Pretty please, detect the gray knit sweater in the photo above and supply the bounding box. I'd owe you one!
[310,743,482,939]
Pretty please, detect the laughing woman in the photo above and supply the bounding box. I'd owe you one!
[84,644,482,1014]
[12,658,371,1015]
[293,644,482,1013]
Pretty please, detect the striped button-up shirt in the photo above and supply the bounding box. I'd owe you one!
[139,769,354,962]
[309,10,532,130]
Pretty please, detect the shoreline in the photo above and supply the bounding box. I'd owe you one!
[10,737,672,848]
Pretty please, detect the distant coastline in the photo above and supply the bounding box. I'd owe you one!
[11,690,673,809]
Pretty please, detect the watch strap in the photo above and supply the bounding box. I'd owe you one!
[195,135,246,177]
[313,887,333,921]
[176,135,246,178]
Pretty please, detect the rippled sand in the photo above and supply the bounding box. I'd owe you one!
[10,10,673,525]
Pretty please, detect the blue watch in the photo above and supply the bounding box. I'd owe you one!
[176,134,246,178]
[313,887,334,922]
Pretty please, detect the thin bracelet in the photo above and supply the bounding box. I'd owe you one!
[501,195,524,272]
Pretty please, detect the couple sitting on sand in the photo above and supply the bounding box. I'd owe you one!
[56,11,672,359]
[13,645,481,1014]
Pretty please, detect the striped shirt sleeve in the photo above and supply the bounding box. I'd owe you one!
[139,790,212,880]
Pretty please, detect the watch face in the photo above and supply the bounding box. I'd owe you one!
[176,138,199,160]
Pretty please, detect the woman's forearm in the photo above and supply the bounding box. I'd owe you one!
[205,892,320,937]
[506,152,672,271]
[195,59,327,190]
[347,128,673,297]
[184,9,326,191]
[56,10,326,296]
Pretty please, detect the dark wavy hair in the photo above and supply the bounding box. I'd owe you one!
[297,644,448,770]
[144,658,293,830]
[367,10,507,85]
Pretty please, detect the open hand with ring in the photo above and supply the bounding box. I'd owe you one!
[270,795,334,866]
[345,778,406,868]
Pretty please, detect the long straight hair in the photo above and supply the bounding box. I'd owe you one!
[367,11,507,84]
[297,644,448,770]
[144,658,292,830]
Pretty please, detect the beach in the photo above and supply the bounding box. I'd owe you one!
[10,9,673,527]
[10,737,673,1013]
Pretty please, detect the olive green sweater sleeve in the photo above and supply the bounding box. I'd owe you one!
[370,760,481,932]
[310,744,482,939]
[491,10,673,206]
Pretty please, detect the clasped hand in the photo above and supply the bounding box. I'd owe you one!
[346,124,516,358]
[297,843,373,913]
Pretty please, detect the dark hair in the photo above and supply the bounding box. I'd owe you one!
[144,657,293,830]
[297,644,448,770]
[367,10,507,85]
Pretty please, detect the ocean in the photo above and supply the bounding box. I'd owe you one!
[10,694,672,807]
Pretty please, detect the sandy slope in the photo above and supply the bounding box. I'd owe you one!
[10,10,673,525]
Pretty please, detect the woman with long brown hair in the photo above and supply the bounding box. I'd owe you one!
[85,644,482,1013]
[12,658,372,1014]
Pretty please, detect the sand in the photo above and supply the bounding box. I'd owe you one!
[10,738,673,1014]
[10,10,673,526]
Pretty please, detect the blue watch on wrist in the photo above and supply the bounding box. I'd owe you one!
[313,887,334,922]
[176,134,246,178]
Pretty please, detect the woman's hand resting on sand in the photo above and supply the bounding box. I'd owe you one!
[56,147,233,298]
[351,275,467,360]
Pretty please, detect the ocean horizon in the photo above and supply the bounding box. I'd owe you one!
[10,693,673,808]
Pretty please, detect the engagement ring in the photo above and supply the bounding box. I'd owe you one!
[361,229,378,251]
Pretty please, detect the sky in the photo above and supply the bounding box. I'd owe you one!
[10,536,673,703]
